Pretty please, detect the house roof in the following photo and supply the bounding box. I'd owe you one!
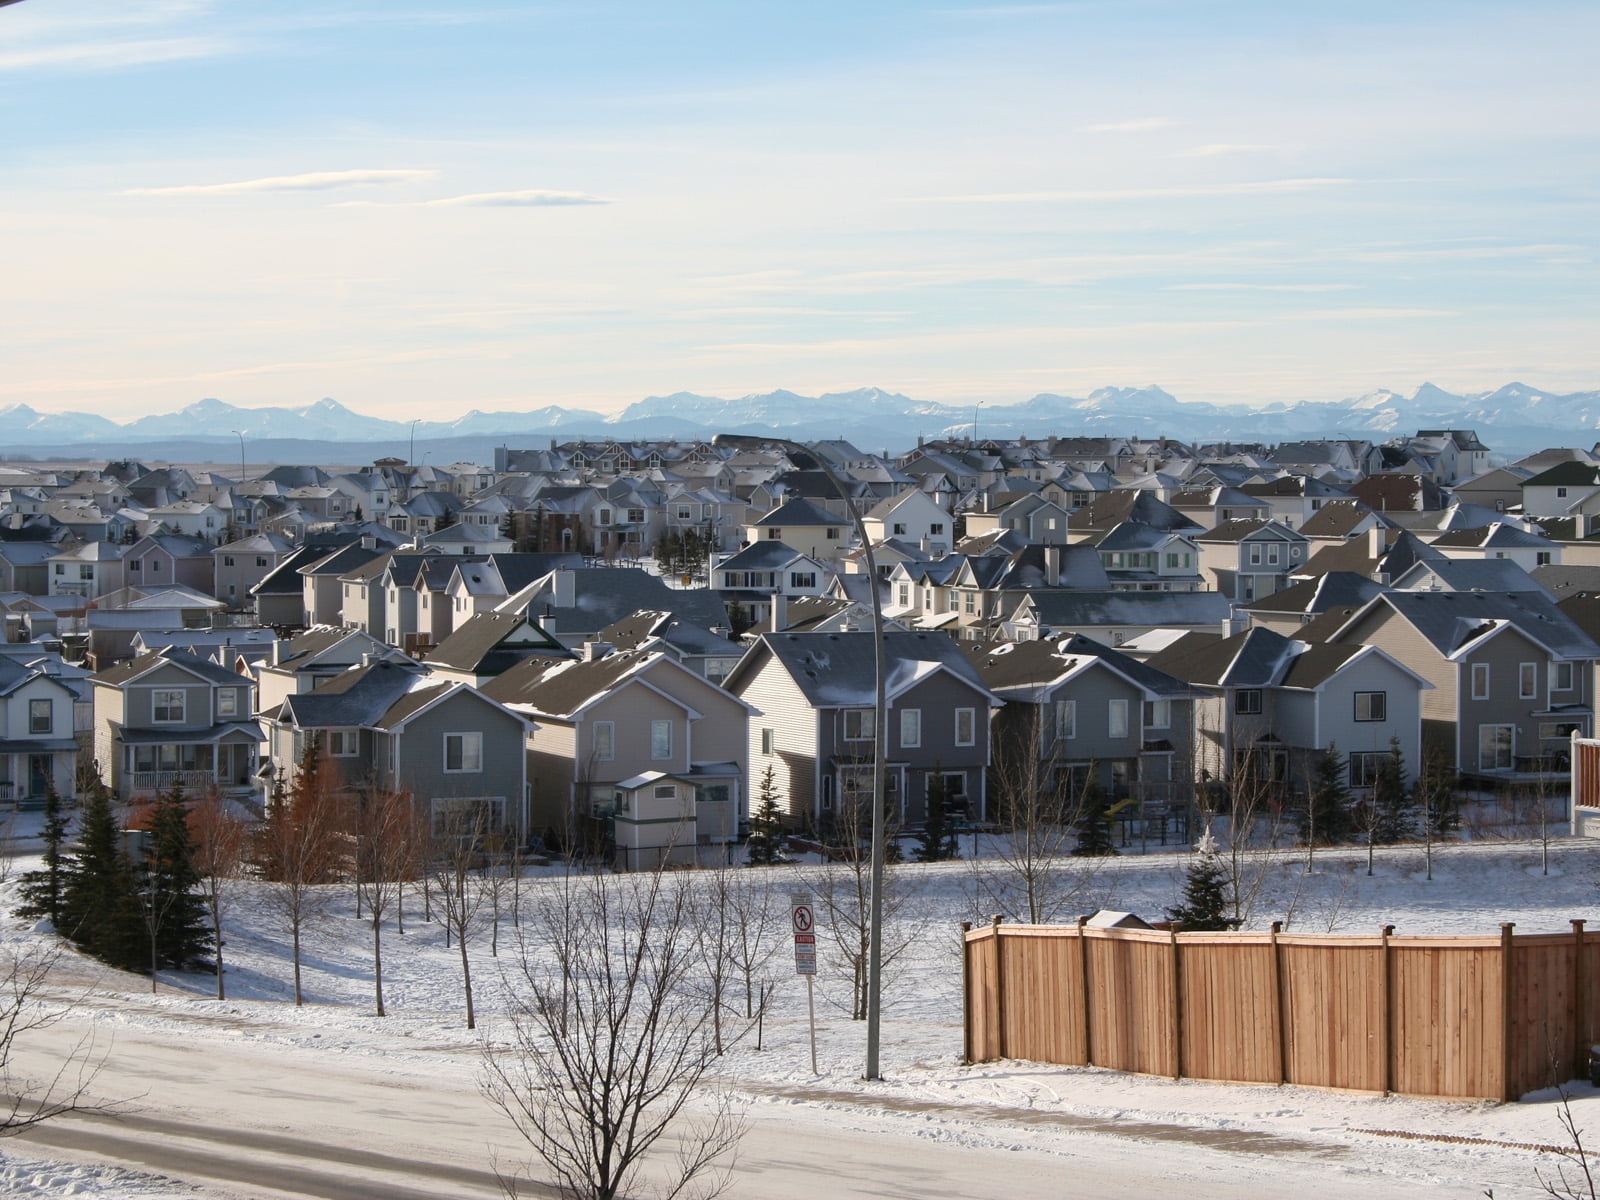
[1195,518,1302,544]
[1333,590,1600,661]
[425,612,567,673]
[965,633,1192,699]
[597,609,741,655]
[1019,589,1232,629]
[480,648,731,719]
[275,659,430,727]
[1240,571,1385,616]
[92,647,251,688]
[724,630,998,709]
[1390,558,1546,595]
[751,498,845,528]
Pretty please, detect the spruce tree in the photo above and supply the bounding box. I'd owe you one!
[1166,832,1233,931]
[1371,739,1416,845]
[141,782,213,970]
[59,777,143,971]
[745,766,786,866]
[17,781,70,925]
[1301,747,1356,846]
[1071,780,1119,857]
[1415,750,1461,836]
[915,773,952,863]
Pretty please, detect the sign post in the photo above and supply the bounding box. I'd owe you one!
[792,893,818,1075]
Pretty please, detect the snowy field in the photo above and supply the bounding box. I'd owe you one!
[3,824,1600,1198]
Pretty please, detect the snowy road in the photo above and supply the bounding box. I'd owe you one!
[8,997,1474,1200]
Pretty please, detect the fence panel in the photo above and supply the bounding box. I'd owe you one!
[1388,939,1503,1099]
[1178,935,1280,1084]
[1507,934,1580,1098]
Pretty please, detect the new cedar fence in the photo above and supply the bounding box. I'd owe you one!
[963,917,1600,1101]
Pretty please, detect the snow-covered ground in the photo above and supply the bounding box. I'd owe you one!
[2,823,1600,1198]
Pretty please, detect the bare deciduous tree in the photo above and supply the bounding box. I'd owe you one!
[188,787,249,1001]
[482,869,745,1200]
[353,785,415,1017]
[0,944,112,1136]
[432,804,491,1029]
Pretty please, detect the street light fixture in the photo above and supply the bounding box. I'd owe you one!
[713,432,887,1080]
[229,430,246,483]
[410,418,420,467]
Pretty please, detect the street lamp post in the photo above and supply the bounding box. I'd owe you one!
[229,430,245,483]
[713,433,887,1080]
[410,418,420,467]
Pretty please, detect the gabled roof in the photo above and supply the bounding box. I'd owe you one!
[92,647,250,688]
[965,633,1192,700]
[275,659,429,727]
[723,630,999,709]
[751,498,845,528]
[1241,571,1385,616]
[1195,517,1303,544]
[425,613,568,673]
[482,648,743,720]
[1296,500,1377,539]
[715,541,818,571]
[597,609,741,655]
[1018,589,1232,628]
[1332,590,1600,661]
[1390,558,1546,595]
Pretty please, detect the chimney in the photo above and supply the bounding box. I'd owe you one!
[552,568,575,610]
[361,534,376,551]
[1045,544,1062,588]
[582,640,613,662]
[271,637,286,666]
[1368,524,1386,560]
[1220,614,1247,637]
[771,591,789,633]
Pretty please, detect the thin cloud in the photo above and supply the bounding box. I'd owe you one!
[122,169,438,196]
[335,189,612,209]
[0,35,231,72]
[1079,117,1177,134]
[1170,283,1358,292]
[1176,144,1284,158]
[922,178,1353,204]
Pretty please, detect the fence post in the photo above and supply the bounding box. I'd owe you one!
[1380,924,1395,1095]
[1574,918,1588,1084]
[1501,921,1517,1102]
[1270,920,1286,1085]
[1077,914,1093,1066]
[1169,925,1182,1080]
[961,921,973,1065]
[992,915,1006,1061]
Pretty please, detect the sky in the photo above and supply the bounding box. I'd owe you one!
[3,0,1598,421]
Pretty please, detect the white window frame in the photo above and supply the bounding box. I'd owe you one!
[328,729,360,757]
[760,727,774,755]
[900,708,921,749]
[1234,689,1262,715]
[1555,661,1575,691]
[1470,662,1490,700]
[152,688,185,724]
[1519,662,1537,700]
[843,709,876,741]
[1108,698,1129,739]
[217,688,238,718]
[28,698,52,735]
[650,719,672,760]
[1478,723,1514,772]
[593,721,615,762]
[1145,699,1170,730]
[1053,699,1076,743]
[1354,691,1386,722]
[955,707,976,747]
[443,731,483,773]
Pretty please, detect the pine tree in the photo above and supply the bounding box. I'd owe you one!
[745,766,786,866]
[1415,750,1461,836]
[1371,739,1416,845]
[17,782,70,925]
[915,771,960,863]
[58,777,143,971]
[1301,747,1356,846]
[1071,780,1119,857]
[1166,831,1233,931]
[140,783,213,970]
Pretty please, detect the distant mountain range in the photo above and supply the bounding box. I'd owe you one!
[2,382,1595,464]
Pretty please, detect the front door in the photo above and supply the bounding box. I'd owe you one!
[28,754,50,800]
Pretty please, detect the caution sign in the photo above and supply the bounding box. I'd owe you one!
[792,893,816,976]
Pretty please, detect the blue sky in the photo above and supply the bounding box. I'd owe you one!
[4,0,1597,419]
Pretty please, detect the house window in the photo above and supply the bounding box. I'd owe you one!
[1471,663,1490,700]
[676,505,694,521]
[152,689,185,723]
[627,508,645,523]
[1266,544,1281,565]
[650,719,672,760]
[329,729,359,757]
[217,688,239,718]
[1478,724,1513,771]
[1556,662,1575,691]
[223,556,235,567]
[1248,544,1263,566]
[897,584,910,606]
[593,721,615,761]
[892,522,908,536]
[1234,689,1262,715]
[940,771,968,814]
[1145,699,1170,730]
[760,727,774,755]
[1537,552,1553,566]
[597,509,612,526]
[129,560,142,572]
[766,528,782,540]
[28,699,51,735]
[955,707,976,747]
[589,786,618,817]
[1519,663,1537,699]
[826,528,839,539]
[653,783,677,800]
[900,709,921,749]
[1053,699,1076,742]
[1108,699,1129,739]
[930,524,945,535]
[1354,691,1386,722]
[444,732,483,773]
[964,592,976,615]
[843,709,876,741]
[1349,750,1388,788]
[1558,487,1569,498]
[789,571,816,589]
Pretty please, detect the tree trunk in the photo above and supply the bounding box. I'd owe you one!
[212,903,226,1001]
[292,922,304,1006]
[373,917,386,1018]
[459,934,475,1029]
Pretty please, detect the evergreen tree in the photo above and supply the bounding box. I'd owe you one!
[1166,831,1233,931]
[1070,780,1119,857]
[58,777,143,971]
[1371,738,1416,845]
[745,766,786,866]
[140,782,213,970]
[17,782,70,925]
[915,771,961,863]
[1414,750,1461,836]
[1301,747,1356,846]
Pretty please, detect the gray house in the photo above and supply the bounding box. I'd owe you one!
[723,631,1003,832]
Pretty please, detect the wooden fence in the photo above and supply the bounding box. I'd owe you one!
[963,918,1600,1101]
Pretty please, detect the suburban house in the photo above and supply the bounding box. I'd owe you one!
[1309,590,1600,780]
[481,647,754,868]
[722,630,1003,833]
[91,648,264,803]
[253,626,408,716]
[0,655,82,807]
[1148,625,1429,801]
[1195,519,1310,602]
[264,658,533,839]
[965,634,1196,816]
